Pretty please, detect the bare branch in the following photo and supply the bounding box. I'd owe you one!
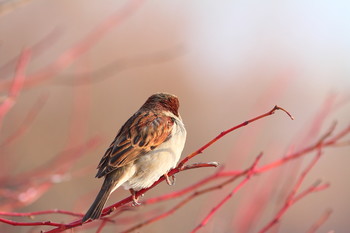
[0,49,31,129]
[258,149,327,233]
[178,105,293,168]
[0,209,83,218]
[307,209,333,233]
[0,93,49,147]
[190,153,263,233]
[0,0,145,90]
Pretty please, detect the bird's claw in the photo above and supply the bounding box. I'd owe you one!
[132,199,141,206]
[130,189,141,206]
[164,173,176,186]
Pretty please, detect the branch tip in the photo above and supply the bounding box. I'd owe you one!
[312,179,323,187]
[274,105,294,120]
[181,162,220,171]
[207,161,219,167]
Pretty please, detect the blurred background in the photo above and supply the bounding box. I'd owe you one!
[0,0,350,232]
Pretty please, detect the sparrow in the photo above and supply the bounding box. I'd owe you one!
[82,93,186,222]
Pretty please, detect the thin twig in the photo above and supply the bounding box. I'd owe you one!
[256,124,350,173]
[190,153,263,233]
[13,0,145,89]
[0,49,31,129]
[307,209,333,233]
[178,105,293,168]
[0,93,49,147]
[0,217,62,227]
[0,209,83,218]
[258,149,327,233]
[95,220,108,233]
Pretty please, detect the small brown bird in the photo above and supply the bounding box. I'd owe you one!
[82,93,186,222]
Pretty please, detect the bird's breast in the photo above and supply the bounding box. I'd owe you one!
[122,119,186,191]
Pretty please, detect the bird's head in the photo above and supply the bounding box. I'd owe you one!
[142,93,180,117]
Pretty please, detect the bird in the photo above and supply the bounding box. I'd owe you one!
[82,93,187,222]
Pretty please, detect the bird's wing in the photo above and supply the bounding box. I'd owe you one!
[96,111,175,178]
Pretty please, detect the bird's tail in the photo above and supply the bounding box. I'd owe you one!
[82,176,116,223]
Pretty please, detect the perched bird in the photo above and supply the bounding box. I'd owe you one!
[82,93,187,222]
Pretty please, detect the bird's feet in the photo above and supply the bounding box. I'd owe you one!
[129,189,141,206]
[164,173,176,186]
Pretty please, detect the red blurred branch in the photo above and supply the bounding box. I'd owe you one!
[95,220,108,233]
[0,28,61,78]
[256,123,350,173]
[60,44,186,85]
[0,62,98,212]
[0,49,31,129]
[307,209,332,233]
[0,0,145,90]
[0,136,102,211]
[0,93,48,147]
[258,149,327,233]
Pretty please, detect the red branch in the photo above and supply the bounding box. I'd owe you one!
[0,217,62,227]
[256,124,350,174]
[307,209,332,233]
[0,93,49,147]
[9,0,145,89]
[0,136,102,211]
[0,49,31,128]
[190,153,263,233]
[178,105,293,168]
[0,209,82,218]
[258,149,327,233]
[61,44,186,85]
[0,28,61,79]
[95,220,108,233]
